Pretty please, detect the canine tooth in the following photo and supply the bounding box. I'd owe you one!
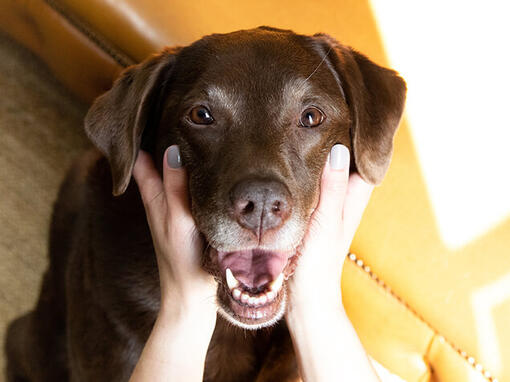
[241,293,249,303]
[226,268,239,290]
[233,288,241,299]
[269,273,284,293]
[266,290,276,301]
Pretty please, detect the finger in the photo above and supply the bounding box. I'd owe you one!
[133,150,164,210]
[163,145,193,225]
[312,144,351,227]
[342,173,374,239]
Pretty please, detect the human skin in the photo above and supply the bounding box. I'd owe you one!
[129,144,379,382]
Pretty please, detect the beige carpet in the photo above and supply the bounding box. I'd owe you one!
[0,31,89,380]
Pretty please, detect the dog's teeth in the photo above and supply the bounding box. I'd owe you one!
[269,273,284,293]
[226,268,239,290]
[230,272,282,306]
[250,310,263,319]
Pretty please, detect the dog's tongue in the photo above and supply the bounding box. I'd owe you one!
[218,249,288,289]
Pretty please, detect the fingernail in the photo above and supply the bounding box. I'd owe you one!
[167,145,182,168]
[330,144,349,170]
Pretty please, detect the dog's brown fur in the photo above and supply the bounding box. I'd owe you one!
[6,27,405,381]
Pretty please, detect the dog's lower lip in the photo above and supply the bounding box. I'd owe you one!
[232,301,275,320]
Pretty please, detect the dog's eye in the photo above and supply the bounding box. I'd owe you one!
[299,107,325,128]
[189,106,214,125]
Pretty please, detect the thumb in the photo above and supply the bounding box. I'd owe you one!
[312,144,351,227]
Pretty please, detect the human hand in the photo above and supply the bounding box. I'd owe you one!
[284,144,379,381]
[130,146,217,382]
[132,146,217,317]
[287,143,374,315]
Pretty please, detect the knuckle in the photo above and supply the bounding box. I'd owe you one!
[325,177,347,195]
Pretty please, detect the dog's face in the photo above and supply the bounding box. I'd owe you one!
[85,27,406,329]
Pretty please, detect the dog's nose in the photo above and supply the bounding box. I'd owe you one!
[230,178,292,238]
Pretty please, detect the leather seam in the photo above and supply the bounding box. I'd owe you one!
[348,253,497,381]
[41,0,135,68]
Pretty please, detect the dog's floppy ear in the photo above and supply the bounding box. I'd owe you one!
[316,34,407,184]
[85,48,180,195]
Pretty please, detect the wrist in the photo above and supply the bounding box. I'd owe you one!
[286,300,380,382]
[133,301,217,382]
[155,302,217,352]
[286,295,348,333]
[160,278,217,315]
[159,294,217,324]
[287,275,344,316]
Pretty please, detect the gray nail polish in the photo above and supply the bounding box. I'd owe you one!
[330,144,349,170]
[167,145,182,168]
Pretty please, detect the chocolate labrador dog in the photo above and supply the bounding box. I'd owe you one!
[6,27,405,381]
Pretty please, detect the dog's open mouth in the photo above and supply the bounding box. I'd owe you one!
[210,248,299,329]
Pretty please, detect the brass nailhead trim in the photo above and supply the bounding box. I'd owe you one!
[348,253,499,382]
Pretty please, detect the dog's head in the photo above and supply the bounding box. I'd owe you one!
[85,27,406,329]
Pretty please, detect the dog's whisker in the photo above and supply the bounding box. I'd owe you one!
[301,45,333,86]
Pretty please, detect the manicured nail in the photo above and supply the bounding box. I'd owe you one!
[330,144,349,170]
[167,145,182,168]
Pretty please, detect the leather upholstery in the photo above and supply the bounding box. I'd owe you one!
[0,0,125,102]
[1,0,508,381]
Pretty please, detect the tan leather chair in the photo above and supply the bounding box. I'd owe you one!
[2,1,508,381]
